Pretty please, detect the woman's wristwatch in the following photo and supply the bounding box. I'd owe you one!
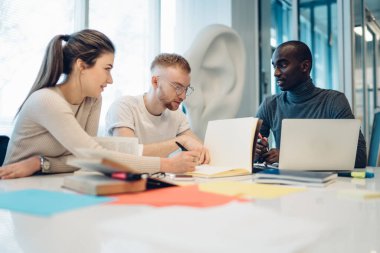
[40,156,51,173]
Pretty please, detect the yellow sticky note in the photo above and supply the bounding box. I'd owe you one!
[198,181,305,199]
[338,189,380,199]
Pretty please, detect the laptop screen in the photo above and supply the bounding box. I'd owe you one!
[279,119,360,171]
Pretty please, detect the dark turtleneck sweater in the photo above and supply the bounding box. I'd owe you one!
[256,78,367,168]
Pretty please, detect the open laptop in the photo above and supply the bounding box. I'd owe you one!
[279,119,361,171]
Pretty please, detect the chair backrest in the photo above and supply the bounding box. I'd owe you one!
[0,135,10,166]
[368,111,380,167]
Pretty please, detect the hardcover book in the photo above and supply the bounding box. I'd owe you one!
[63,174,147,195]
[254,170,337,187]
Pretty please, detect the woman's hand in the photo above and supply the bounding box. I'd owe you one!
[0,156,41,179]
[160,150,200,173]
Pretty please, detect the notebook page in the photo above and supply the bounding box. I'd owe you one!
[204,117,259,169]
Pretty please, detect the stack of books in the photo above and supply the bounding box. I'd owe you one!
[253,169,337,187]
[63,174,147,196]
[64,158,177,195]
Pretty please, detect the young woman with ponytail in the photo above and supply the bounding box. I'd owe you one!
[0,29,199,179]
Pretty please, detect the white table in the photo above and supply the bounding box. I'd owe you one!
[1,169,379,253]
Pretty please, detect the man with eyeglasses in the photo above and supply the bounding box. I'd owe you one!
[106,53,210,164]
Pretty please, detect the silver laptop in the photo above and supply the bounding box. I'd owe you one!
[279,119,361,171]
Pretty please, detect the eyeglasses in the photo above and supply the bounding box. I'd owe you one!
[157,76,194,97]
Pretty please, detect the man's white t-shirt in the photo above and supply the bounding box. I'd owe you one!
[106,95,190,144]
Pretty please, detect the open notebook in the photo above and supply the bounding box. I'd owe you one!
[187,117,262,178]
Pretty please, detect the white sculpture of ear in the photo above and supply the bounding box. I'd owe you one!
[184,24,246,140]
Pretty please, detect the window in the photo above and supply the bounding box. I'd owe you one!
[0,0,75,136]
[0,0,160,136]
[1,0,232,136]
[89,0,159,134]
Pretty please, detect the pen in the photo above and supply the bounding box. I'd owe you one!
[175,141,188,151]
[111,172,148,181]
[256,138,269,163]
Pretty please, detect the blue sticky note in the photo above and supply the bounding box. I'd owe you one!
[0,189,113,216]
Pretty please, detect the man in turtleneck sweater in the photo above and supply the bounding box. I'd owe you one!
[256,40,367,168]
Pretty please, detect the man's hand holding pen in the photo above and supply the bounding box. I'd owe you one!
[261,148,280,164]
[256,134,269,162]
[255,134,280,164]
[175,138,210,165]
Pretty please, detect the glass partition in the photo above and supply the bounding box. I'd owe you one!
[365,20,380,138]
[299,0,338,90]
[366,28,375,135]
[259,0,293,99]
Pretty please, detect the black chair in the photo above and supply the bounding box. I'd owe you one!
[0,135,10,166]
[368,111,380,167]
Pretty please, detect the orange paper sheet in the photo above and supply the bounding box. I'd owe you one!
[110,185,247,207]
